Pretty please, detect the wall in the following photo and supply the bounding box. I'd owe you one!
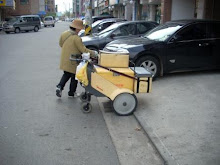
[171,0,194,20]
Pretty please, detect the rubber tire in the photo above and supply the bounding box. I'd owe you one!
[81,103,92,113]
[135,56,160,79]
[34,26,39,32]
[80,92,89,102]
[112,93,137,116]
[52,24,55,27]
[15,28,20,33]
[87,46,98,52]
[5,31,10,34]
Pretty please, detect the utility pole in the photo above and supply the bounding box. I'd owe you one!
[84,0,92,35]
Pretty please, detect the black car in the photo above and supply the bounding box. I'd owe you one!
[82,21,158,51]
[104,19,220,78]
[79,18,126,37]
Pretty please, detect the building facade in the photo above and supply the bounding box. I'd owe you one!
[0,0,15,21]
[1,0,56,21]
[92,0,220,23]
[45,0,55,13]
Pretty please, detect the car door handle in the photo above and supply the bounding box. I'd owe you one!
[199,43,209,47]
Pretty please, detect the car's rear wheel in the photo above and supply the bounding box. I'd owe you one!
[136,56,160,78]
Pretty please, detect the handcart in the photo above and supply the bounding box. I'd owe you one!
[70,51,152,116]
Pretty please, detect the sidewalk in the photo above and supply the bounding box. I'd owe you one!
[134,71,220,165]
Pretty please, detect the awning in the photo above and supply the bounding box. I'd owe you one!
[37,11,46,16]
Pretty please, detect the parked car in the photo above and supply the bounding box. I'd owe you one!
[3,15,41,34]
[43,16,55,27]
[82,21,158,51]
[79,18,126,37]
[104,19,220,78]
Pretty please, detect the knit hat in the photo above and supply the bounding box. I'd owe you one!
[70,19,84,30]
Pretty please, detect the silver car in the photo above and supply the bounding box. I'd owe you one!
[3,15,41,34]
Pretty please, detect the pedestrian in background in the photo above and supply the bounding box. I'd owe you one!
[56,19,98,98]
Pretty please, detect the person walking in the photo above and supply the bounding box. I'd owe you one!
[56,19,98,98]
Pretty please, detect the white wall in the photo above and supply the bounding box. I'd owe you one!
[171,0,195,20]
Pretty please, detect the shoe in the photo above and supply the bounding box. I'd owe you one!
[68,92,80,97]
[56,86,62,97]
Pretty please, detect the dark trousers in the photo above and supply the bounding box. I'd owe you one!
[57,71,78,94]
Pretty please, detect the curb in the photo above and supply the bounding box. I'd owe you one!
[133,113,179,165]
[97,97,165,165]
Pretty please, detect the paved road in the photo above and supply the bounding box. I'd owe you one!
[0,23,120,165]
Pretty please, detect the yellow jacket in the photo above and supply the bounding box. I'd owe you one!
[59,30,94,74]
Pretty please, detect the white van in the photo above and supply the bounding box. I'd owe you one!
[43,16,55,27]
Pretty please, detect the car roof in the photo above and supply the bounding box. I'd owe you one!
[19,15,40,17]
[113,20,158,26]
[98,18,126,23]
[92,15,114,18]
[166,19,220,25]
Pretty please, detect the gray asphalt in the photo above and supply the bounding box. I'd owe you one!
[0,23,119,165]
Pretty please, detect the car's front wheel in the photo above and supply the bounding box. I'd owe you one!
[136,56,160,78]
[87,46,99,52]
[15,28,20,33]
[34,26,39,32]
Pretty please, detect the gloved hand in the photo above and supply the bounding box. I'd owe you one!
[93,51,99,57]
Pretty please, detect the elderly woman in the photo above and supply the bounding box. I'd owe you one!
[56,19,97,97]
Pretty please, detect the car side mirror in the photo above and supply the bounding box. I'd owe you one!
[110,34,116,39]
[170,35,178,43]
[98,26,102,32]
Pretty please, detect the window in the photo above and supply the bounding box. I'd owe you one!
[44,17,52,21]
[20,0,29,5]
[137,23,155,34]
[101,22,114,31]
[22,17,28,22]
[112,24,136,37]
[26,17,33,22]
[33,17,40,21]
[206,22,220,38]
[175,23,206,41]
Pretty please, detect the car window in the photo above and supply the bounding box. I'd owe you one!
[45,17,52,21]
[33,17,40,21]
[92,20,103,28]
[144,23,183,41]
[137,23,155,34]
[175,23,206,41]
[22,17,28,22]
[8,17,19,23]
[113,24,136,36]
[101,22,114,30]
[26,17,33,22]
[99,23,119,35]
[206,22,220,38]
[111,24,135,37]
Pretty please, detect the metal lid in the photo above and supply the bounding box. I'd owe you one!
[130,67,152,77]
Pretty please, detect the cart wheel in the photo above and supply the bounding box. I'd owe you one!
[80,92,89,102]
[112,93,137,116]
[81,103,92,113]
